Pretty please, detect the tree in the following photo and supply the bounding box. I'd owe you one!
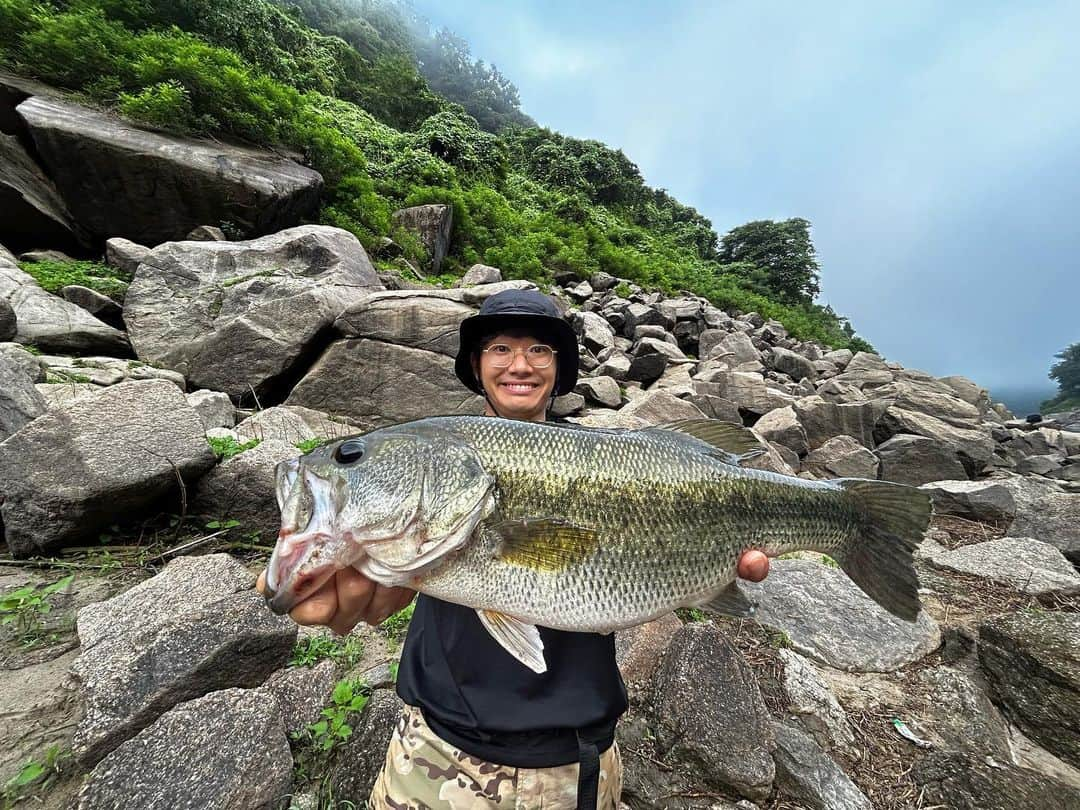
[716,218,821,303]
[1049,342,1080,399]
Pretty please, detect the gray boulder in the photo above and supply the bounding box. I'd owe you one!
[0,341,43,382]
[777,648,856,755]
[765,346,815,382]
[77,688,293,810]
[336,290,473,357]
[720,372,793,417]
[0,132,83,252]
[918,480,1016,524]
[18,95,322,244]
[328,689,404,805]
[821,348,853,368]
[753,405,809,456]
[802,435,879,479]
[72,554,296,767]
[792,395,876,450]
[916,666,1011,758]
[615,613,682,698]
[60,285,123,327]
[259,659,338,736]
[193,439,298,541]
[0,250,128,354]
[185,225,228,241]
[979,610,1080,768]
[876,434,968,486]
[288,339,481,427]
[0,351,46,440]
[575,310,617,354]
[124,225,381,399]
[913,750,1080,810]
[741,560,941,672]
[620,389,705,425]
[770,722,872,810]
[923,537,1080,595]
[875,406,995,475]
[575,375,621,408]
[993,474,1080,564]
[234,404,360,445]
[875,380,982,427]
[652,623,775,800]
[185,389,235,431]
[105,237,151,276]
[0,380,215,556]
[458,263,502,286]
[0,296,13,341]
[391,204,453,274]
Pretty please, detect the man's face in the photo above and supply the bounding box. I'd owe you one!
[474,331,557,421]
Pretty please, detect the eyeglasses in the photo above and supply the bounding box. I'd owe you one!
[482,343,558,369]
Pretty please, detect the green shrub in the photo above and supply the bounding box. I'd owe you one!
[207,436,260,460]
[118,78,192,129]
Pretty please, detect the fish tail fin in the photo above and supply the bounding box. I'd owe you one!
[834,479,931,622]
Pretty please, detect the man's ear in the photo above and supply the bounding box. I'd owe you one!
[471,355,482,388]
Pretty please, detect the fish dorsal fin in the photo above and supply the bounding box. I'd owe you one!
[492,518,600,572]
[698,581,757,618]
[650,419,765,465]
[477,609,547,673]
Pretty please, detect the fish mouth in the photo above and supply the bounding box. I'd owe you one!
[264,525,340,615]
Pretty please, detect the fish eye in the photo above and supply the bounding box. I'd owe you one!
[334,439,365,464]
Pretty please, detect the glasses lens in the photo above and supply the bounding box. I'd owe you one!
[526,345,554,368]
[486,344,513,367]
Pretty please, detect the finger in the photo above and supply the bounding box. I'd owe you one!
[365,586,416,626]
[255,569,267,596]
[289,580,340,627]
[328,569,378,634]
[737,550,770,582]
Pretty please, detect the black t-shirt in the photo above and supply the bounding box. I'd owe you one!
[395,593,629,767]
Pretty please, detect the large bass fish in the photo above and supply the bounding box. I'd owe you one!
[263,416,930,673]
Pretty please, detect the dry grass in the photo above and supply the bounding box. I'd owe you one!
[927,513,1008,550]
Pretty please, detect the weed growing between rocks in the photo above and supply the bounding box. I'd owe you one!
[379,601,415,645]
[0,574,74,648]
[290,678,371,807]
[207,435,262,460]
[0,745,70,809]
[16,260,131,300]
[290,634,365,670]
[928,514,1009,551]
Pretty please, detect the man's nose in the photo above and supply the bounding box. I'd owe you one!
[509,350,532,372]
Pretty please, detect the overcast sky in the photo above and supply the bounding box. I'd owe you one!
[410,0,1078,401]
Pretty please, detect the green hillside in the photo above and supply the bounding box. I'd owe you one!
[0,0,871,350]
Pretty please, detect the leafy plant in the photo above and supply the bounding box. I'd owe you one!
[379,600,414,643]
[205,518,241,530]
[207,436,261,460]
[0,575,74,642]
[1,746,68,805]
[17,259,130,300]
[295,438,325,453]
[305,678,369,753]
[290,633,365,669]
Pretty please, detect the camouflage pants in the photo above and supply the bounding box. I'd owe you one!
[368,705,622,810]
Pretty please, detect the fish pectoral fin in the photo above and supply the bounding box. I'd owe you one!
[491,518,600,572]
[698,582,757,618]
[477,609,547,674]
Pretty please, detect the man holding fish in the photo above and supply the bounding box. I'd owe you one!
[259,289,928,809]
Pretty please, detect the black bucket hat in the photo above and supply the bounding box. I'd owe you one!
[455,289,579,396]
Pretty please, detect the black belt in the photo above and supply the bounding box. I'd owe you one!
[575,730,600,810]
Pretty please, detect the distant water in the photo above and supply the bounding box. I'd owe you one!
[988,384,1059,417]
